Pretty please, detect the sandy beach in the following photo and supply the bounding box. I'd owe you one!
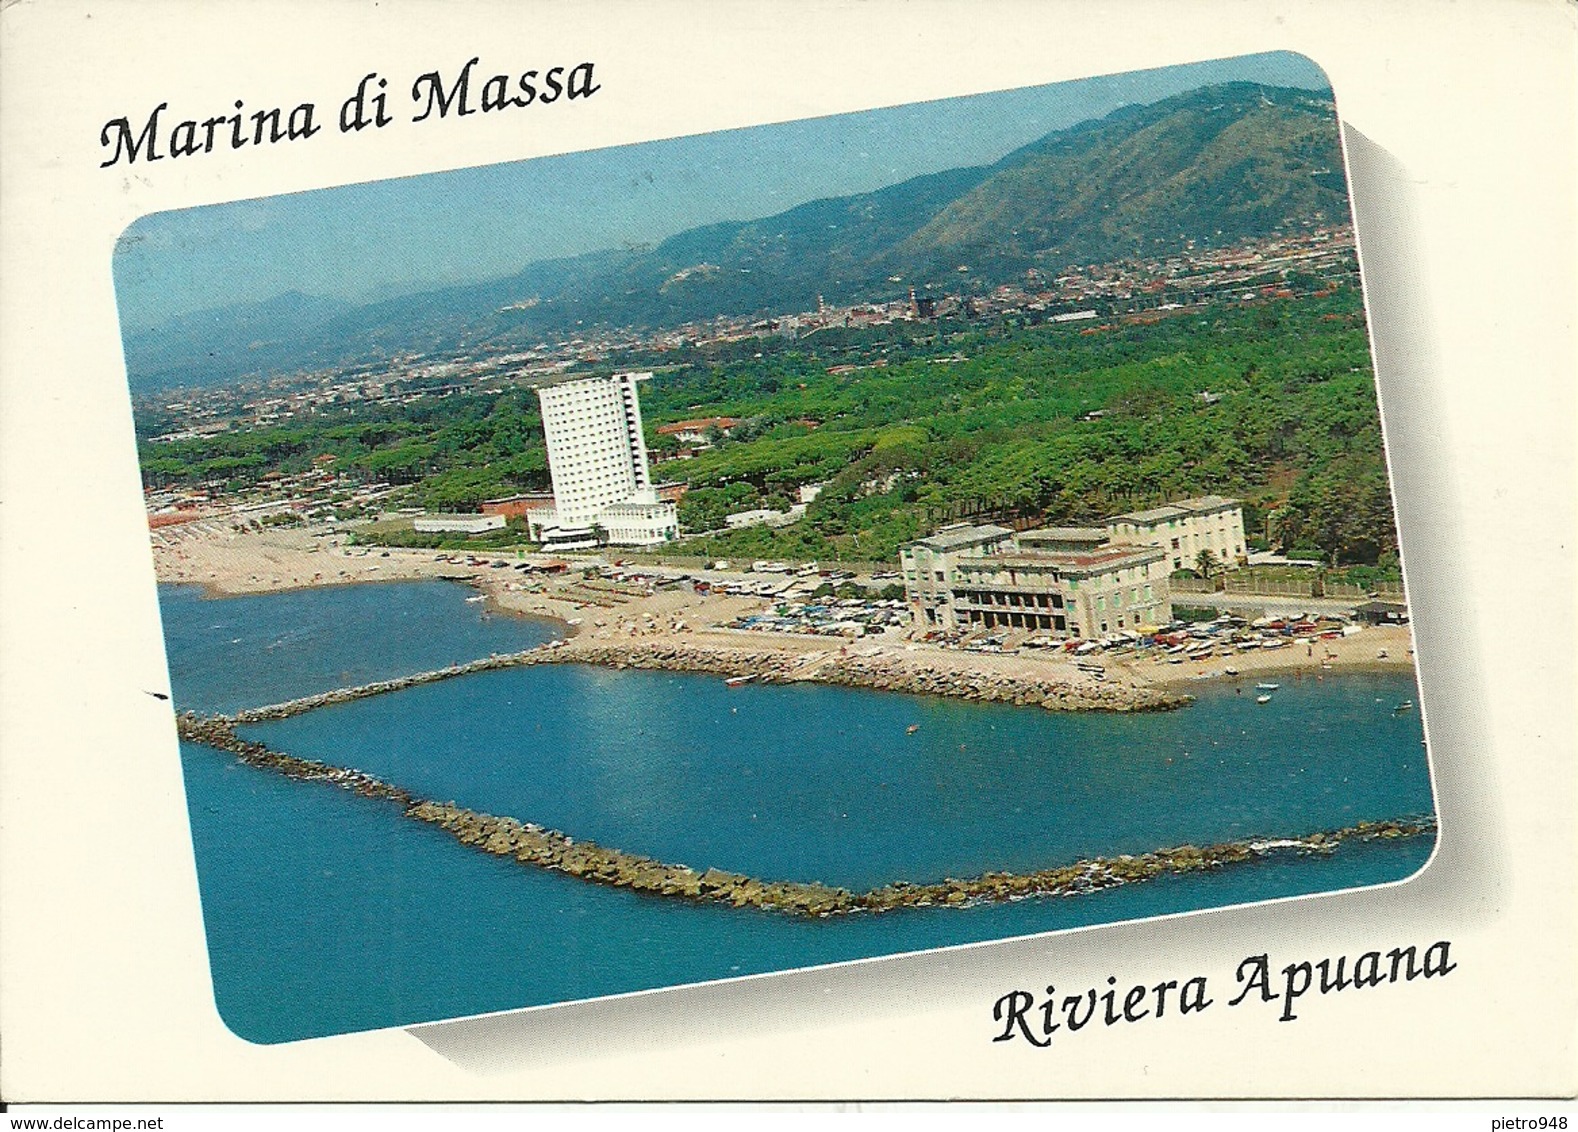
[152,522,1418,704]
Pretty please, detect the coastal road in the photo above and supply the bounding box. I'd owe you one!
[1170,591,1400,619]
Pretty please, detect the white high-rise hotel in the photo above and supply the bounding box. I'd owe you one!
[525,372,678,549]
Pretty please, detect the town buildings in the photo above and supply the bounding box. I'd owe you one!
[523,372,679,550]
[900,497,1246,638]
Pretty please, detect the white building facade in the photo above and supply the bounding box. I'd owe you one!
[526,372,678,550]
[900,523,1171,638]
[1106,494,1246,572]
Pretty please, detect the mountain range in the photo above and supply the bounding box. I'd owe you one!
[122,82,1347,394]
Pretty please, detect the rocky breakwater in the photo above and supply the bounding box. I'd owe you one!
[402,808,1436,917]
[556,641,1189,713]
[853,817,1436,912]
[232,644,559,723]
[177,712,1433,919]
[404,802,860,917]
[178,714,415,805]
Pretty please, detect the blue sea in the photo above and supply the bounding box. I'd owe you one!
[159,581,1436,1044]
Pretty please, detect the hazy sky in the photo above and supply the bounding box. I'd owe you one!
[112,51,1329,333]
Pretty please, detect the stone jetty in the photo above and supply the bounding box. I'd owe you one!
[232,646,557,722]
[177,713,1434,919]
[179,714,416,804]
[559,640,1190,713]
[230,636,1187,724]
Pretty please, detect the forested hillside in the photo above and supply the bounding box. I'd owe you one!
[124,82,1345,392]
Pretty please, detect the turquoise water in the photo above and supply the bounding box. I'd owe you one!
[160,582,1436,1044]
[161,580,558,715]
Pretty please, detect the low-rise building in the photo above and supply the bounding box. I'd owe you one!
[725,508,778,530]
[950,544,1170,637]
[725,504,808,530]
[1353,600,1409,625]
[1106,494,1247,572]
[655,416,742,445]
[413,513,507,535]
[900,500,1244,637]
[480,492,556,520]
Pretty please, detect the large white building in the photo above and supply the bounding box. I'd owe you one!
[525,372,679,550]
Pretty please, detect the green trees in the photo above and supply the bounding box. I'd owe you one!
[138,291,1396,568]
[1274,454,1397,565]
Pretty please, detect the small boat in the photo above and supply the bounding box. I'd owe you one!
[724,675,756,687]
[1256,694,1272,704]
[906,724,920,735]
[1394,700,1414,712]
[1223,666,1239,676]
[1256,682,1280,691]
[465,595,486,603]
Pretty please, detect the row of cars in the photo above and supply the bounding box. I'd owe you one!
[1142,613,1363,664]
[926,612,1366,659]
[728,598,910,639]
[732,559,860,582]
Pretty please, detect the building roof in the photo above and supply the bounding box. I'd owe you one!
[1017,526,1109,543]
[1110,504,1188,524]
[907,524,1013,552]
[656,416,741,435]
[966,544,1166,575]
[1109,495,1240,524]
[1172,494,1240,513]
[482,492,555,505]
[525,370,653,391]
[414,512,502,526]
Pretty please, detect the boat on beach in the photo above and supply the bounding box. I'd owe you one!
[724,675,756,688]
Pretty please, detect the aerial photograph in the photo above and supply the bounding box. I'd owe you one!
[116,50,1436,1044]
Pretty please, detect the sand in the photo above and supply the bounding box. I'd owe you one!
[151,521,1417,694]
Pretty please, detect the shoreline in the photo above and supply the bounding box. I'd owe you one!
[164,574,586,651]
[153,524,1417,708]
[1128,636,1417,693]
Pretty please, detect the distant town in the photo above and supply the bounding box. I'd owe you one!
[140,223,1360,551]
[140,224,1354,444]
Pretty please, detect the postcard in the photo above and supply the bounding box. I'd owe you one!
[1,0,1573,1104]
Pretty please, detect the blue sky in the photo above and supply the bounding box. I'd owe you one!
[112,51,1329,333]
